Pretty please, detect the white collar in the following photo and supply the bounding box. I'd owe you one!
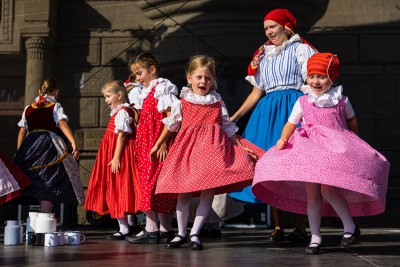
[300,85,343,107]
[110,103,130,116]
[180,87,221,105]
[264,34,301,58]
[34,95,57,103]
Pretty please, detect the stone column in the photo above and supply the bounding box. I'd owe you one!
[24,37,50,106]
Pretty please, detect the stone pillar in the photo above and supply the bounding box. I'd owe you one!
[24,37,50,106]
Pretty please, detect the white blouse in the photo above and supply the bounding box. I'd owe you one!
[139,78,179,112]
[162,87,239,137]
[110,103,133,134]
[18,95,69,130]
[245,34,315,92]
[127,83,144,110]
[288,85,355,125]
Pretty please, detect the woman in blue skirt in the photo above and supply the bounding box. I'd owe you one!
[229,8,316,242]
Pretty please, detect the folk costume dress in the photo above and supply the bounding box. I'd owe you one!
[155,87,265,199]
[229,34,315,203]
[252,86,390,216]
[84,103,141,218]
[0,151,32,205]
[125,81,144,110]
[14,95,84,204]
[135,78,178,213]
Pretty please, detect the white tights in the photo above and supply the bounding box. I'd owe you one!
[172,189,215,243]
[306,183,355,245]
[136,211,172,236]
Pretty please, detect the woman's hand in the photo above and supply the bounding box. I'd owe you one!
[276,138,287,150]
[108,158,121,174]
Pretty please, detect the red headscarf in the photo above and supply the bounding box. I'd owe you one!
[307,53,340,83]
[247,9,316,76]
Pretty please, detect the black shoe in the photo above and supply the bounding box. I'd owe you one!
[189,234,203,250]
[305,243,321,255]
[160,230,175,243]
[165,234,187,248]
[288,228,308,243]
[341,227,361,247]
[126,229,160,244]
[107,232,130,240]
[268,228,284,242]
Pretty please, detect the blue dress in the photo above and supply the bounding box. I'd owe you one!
[229,35,315,203]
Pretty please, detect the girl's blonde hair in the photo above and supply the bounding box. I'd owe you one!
[186,55,217,89]
[129,52,161,77]
[101,80,128,101]
[39,78,58,96]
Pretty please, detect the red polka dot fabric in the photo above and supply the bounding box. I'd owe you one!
[135,88,176,213]
[156,99,264,198]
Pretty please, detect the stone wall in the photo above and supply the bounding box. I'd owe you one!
[0,0,398,226]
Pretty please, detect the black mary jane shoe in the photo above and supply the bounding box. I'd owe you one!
[305,243,321,255]
[268,228,284,242]
[107,231,130,240]
[341,227,361,247]
[126,229,160,244]
[165,234,187,248]
[189,234,203,250]
[160,230,176,244]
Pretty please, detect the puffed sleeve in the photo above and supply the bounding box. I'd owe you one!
[114,109,133,134]
[221,101,239,137]
[296,43,316,81]
[17,105,30,130]
[344,97,355,119]
[128,86,143,110]
[153,78,179,112]
[288,100,303,125]
[161,100,182,132]
[245,71,265,90]
[53,102,69,127]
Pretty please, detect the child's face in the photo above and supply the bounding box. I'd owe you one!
[307,74,333,96]
[103,89,124,110]
[187,67,214,96]
[130,63,157,88]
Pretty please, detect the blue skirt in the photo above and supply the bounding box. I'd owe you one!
[229,89,303,203]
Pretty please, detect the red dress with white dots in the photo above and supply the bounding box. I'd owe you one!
[155,98,264,198]
[135,87,177,213]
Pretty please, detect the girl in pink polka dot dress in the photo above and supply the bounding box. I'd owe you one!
[127,52,179,244]
[252,53,390,255]
[154,55,264,250]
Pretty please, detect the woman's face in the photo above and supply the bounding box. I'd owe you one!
[264,20,289,46]
[130,63,157,88]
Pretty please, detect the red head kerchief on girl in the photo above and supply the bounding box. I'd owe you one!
[307,52,340,83]
[247,8,316,76]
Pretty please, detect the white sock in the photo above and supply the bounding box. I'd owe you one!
[190,189,214,243]
[116,217,129,235]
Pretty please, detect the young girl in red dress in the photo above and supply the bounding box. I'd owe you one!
[154,55,264,250]
[84,81,141,240]
[127,52,178,244]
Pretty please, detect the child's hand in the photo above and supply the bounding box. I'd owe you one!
[71,143,80,160]
[150,142,168,162]
[276,138,287,150]
[108,158,120,174]
[231,134,258,160]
